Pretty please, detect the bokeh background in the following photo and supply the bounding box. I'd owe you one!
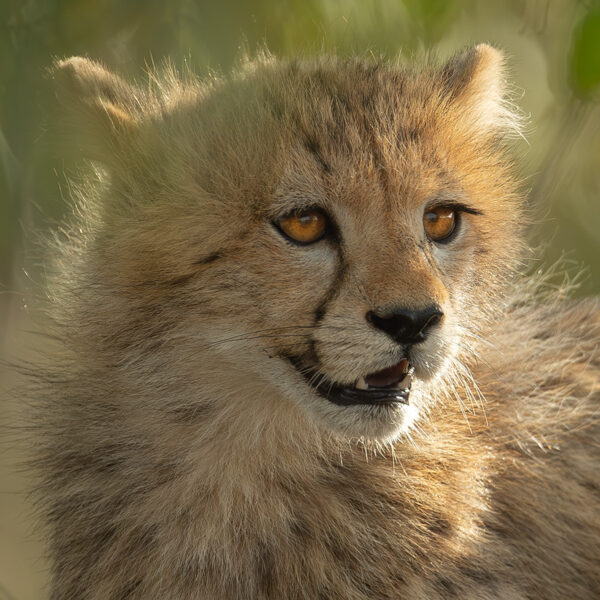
[1,1,599,598]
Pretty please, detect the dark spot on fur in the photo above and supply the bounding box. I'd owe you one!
[116,579,142,599]
[318,586,334,600]
[532,329,551,341]
[164,272,197,287]
[581,479,598,493]
[402,128,421,143]
[313,305,326,324]
[290,515,313,547]
[96,458,121,474]
[436,576,458,594]
[154,459,180,485]
[195,251,222,265]
[167,402,216,425]
[59,445,126,476]
[326,465,382,517]
[323,529,353,565]
[365,61,382,79]
[486,521,510,540]
[358,579,375,595]
[459,564,498,586]
[390,572,407,588]
[256,542,275,595]
[304,136,331,174]
[427,515,452,536]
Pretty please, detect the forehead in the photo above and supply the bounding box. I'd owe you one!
[262,61,459,217]
[268,150,459,224]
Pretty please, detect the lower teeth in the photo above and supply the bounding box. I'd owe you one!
[396,373,411,388]
[355,376,369,390]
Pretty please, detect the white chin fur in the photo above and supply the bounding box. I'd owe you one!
[215,331,435,442]
[252,356,421,442]
[291,382,423,442]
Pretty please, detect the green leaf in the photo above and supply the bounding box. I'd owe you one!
[569,8,600,98]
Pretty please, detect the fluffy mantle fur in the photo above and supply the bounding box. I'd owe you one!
[32,46,599,599]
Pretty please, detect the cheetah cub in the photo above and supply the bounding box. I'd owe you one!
[36,45,599,599]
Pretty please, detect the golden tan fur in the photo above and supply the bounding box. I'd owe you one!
[32,46,599,599]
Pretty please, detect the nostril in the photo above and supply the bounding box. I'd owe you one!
[366,310,391,332]
[422,310,443,333]
[366,306,443,345]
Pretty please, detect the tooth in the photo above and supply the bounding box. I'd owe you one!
[355,376,369,390]
[395,372,412,388]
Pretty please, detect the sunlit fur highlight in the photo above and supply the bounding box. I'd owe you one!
[30,46,599,599]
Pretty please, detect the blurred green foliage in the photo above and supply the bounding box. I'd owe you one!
[569,6,600,97]
[0,0,599,297]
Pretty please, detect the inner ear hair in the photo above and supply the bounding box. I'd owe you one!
[52,57,136,113]
[50,57,140,160]
[440,44,521,138]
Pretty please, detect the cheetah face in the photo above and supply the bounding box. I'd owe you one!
[54,47,522,443]
[232,185,469,442]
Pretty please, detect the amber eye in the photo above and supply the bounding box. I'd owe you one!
[276,209,328,245]
[423,206,457,242]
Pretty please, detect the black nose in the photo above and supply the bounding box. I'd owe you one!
[366,306,443,345]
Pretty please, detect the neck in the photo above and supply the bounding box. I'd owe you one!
[42,342,493,598]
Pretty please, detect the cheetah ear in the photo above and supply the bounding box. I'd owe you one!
[51,57,141,163]
[441,44,520,137]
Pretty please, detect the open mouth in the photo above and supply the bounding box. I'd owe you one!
[290,357,414,407]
